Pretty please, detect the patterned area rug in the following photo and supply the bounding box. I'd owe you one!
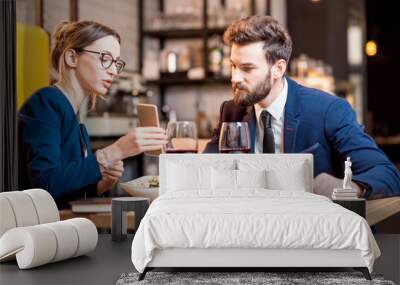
[117,271,396,285]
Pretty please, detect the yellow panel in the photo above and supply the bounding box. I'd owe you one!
[17,22,50,109]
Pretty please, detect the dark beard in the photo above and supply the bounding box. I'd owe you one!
[232,73,271,107]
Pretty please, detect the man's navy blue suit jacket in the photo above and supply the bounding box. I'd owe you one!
[204,77,400,199]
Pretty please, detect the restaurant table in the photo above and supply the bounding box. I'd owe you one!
[0,234,135,285]
[59,210,136,232]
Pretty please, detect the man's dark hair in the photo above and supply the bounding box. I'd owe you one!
[223,15,292,64]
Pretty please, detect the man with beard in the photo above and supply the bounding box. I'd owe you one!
[204,15,400,200]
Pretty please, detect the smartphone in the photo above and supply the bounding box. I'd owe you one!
[137,103,164,156]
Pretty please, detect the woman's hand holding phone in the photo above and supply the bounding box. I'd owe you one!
[115,127,168,158]
[99,127,167,166]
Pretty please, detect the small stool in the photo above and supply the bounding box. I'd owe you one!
[112,197,150,242]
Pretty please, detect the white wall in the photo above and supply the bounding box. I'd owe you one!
[271,0,287,28]
[16,0,35,25]
[43,0,70,35]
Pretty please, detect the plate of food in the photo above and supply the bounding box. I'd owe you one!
[119,176,159,202]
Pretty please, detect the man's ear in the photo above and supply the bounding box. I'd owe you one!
[64,49,78,68]
[272,59,287,79]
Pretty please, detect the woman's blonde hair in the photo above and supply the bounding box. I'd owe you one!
[50,20,121,108]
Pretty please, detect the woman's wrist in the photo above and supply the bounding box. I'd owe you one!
[97,144,123,168]
[96,149,110,169]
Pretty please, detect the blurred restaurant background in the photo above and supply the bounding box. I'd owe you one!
[13,0,400,193]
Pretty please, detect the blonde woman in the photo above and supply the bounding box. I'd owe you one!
[18,21,167,208]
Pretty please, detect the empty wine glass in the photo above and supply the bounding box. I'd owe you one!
[219,122,251,153]
[166,121,198,153]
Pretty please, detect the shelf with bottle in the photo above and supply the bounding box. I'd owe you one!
[143,0,250,38]
[196,95,213,139]
[289,53,335,94]
[208,35,231,79]
[138,0,254,112]
[143,35,231,86]
[142,27,227,39]
[146,77,230,86]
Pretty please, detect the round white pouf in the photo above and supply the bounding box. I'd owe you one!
[66,218,98,257]
[42,221,79,262]
[0,189,98,269]
[24,189,60,223]
[1,191,39,227]
[0,195,17,237]
[0,226,57,269]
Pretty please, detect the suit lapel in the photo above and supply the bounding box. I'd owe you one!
[242,106,257,153]
[284,77,300,153]
[284,114,299,153]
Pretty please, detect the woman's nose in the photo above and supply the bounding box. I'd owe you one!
[107,62,118,76]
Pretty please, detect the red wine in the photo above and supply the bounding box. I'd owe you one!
[165,149,198,154]
[219,148,250,153]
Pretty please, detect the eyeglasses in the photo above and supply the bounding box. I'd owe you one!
[76,48,126,74]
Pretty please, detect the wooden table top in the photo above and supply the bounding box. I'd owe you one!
[366,197,400,226]
[59,210,136,230]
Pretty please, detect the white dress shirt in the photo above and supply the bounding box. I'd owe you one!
[254,78,288,154]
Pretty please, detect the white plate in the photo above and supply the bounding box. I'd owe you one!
[119,176,159,202]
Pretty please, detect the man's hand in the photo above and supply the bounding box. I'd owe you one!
[313,173,362,198]
[97,160,124,195]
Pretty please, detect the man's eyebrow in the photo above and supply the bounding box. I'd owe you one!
[240,63,256,67]
[230,60,256,67]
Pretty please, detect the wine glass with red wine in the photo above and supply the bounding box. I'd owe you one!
[165,121,198,153]
[219,122,251,153]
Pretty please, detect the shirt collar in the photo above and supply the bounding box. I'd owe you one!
[255,77,288,121]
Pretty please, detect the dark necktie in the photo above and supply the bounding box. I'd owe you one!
[260,110,275,153]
